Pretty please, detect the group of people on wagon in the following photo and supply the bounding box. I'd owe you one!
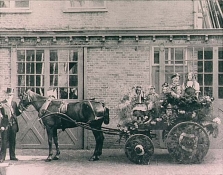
[123,72,221,137]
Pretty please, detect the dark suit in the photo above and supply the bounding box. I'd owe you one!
[0,99,21,161]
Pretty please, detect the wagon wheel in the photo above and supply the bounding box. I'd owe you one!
[125,134,154,165]
[166,122,210,164]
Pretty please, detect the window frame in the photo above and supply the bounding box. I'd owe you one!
[12,48,83,101]
[0,0,31,13]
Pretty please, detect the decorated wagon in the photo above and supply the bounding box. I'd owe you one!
[117,80,221,165]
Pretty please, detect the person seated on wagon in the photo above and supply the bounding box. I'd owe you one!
[161,103,177,127]
[131,86,145,104]
[131,86,147,122]
[182,72,200,98]
[143,85,160,123]
[159,82,170,103]
[169,73,183,99]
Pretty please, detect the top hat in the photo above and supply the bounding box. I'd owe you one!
[5,87,14,95]
[171,73,180,79]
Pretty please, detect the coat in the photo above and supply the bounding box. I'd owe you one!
[0,99,21,132]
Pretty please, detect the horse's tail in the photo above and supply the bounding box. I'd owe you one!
[103,107,109,125]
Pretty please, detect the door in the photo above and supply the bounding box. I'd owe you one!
[12,48,84,149]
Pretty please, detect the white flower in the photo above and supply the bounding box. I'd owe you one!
[213,117,221,125]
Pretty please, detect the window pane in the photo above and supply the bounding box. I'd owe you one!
[26,63,35,74]
[59,88,68,99]
[50,50,58,61]
[17,63,25,74]
[204,61,213,72]
[50,75,58,86]
[219,47,223,59]
[154,49,159,64]
[26,50,35,61]
[204,51,213,60]
[69,63,78,74]
[204,74,212,85]
[18,75,25,86]
[50,63,58,74]
[198,61,203,72]
[175,48,183,64]
[0,1,9,8]
[26,75,35,86]
[197,74,203,85]
[36,63,44,74]
[219,87,223,99]
[218,74,223,85]
[70,0,104,7]
[15,0,29,8]
[165,48,168,64]
[219,61,223,72]
[58,75,68,86]
[69,87,78,99]
[36,88,44,96]
[91,1,104,7]
[69,75,78,86]
[17,50,25,61]
[36,50,44,61]
[36,75,44,86]
[204,87,213,96]
[70,51,78,61]
[198,51,203,60]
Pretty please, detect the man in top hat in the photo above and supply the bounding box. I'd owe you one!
[0,87,21,162]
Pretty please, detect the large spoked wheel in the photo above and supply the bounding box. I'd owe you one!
[166,122,210,164]
[125,134,154,165]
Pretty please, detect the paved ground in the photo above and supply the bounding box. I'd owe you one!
[0,149,222,175]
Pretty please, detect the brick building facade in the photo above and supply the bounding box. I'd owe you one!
[0,0,223,149]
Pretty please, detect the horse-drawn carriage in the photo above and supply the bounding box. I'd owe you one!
[117,85,221,165]
[8,82,220,165]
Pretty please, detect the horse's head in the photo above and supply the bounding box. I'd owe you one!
[18,89,34,111]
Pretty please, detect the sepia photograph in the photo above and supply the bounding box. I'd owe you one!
[0,0,222,174]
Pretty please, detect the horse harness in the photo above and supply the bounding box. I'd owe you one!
[39,98,104,122]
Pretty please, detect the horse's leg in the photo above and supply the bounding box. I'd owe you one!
[52,128,60,160]
[45,126,53,162]
[89,128,104,161]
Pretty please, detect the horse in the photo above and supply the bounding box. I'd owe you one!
[18,89,109,162]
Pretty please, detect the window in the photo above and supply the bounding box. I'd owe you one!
[0,0,29,8]
[70,0,105,8]
[0,0,31,13]
[218,47,223,99]
[196,47,213,96]
[63,0,107,13]
[16,48,83,100]
[164,47,185,84]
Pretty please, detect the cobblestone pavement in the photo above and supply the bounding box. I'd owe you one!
[0,149,222,175]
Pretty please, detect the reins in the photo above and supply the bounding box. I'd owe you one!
[40,112,121,136]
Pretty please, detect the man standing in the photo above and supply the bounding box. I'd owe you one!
[0,87,21,163]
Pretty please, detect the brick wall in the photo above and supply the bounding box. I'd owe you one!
[0,1,194,30]
[0,48,11,100]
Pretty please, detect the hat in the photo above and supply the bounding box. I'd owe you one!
[148,85,155,89]
[162,82,169,87]
[5,87,14,95]
[166,103,173,109]
[171,73,180,79]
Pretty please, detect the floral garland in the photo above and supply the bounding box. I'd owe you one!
[117,86,221,138]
